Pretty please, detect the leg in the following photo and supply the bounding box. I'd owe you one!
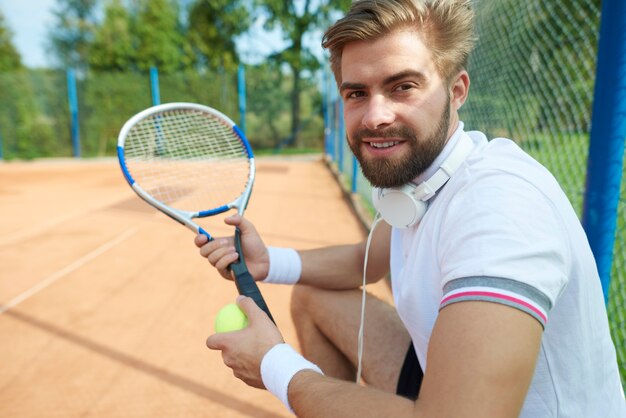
[290,284,411,393]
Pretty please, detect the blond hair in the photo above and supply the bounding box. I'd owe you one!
[322,0,477,84]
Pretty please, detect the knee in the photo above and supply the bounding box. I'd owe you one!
[290,284,315,323]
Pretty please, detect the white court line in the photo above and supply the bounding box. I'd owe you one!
[0,228,138,315]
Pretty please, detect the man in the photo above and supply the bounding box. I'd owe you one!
[196,0,626,416]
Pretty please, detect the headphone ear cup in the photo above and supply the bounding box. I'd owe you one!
[371,185,427,229]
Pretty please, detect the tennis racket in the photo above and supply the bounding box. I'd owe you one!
[117,102,273,322]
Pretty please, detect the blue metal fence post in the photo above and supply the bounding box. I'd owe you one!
[66,69,80,158]
[338,99,345,173]
[582,0,626,303]
[351,157,358,193]
[150,67,161,106]
[322,68,331,157]
[330,89,337,162]
[238,64,247,135]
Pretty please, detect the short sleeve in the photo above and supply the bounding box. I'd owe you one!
[437,170,570,327]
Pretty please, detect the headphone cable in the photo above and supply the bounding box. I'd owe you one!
[356,212,382,384]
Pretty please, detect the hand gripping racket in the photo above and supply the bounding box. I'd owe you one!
[117,102,274,322]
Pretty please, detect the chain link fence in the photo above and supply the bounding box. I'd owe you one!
[0,66,324,160]
[323,0,625,385]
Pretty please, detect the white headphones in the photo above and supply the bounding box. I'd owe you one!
[372,133,474,229]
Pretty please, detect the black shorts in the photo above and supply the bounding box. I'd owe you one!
[395,342,423,400]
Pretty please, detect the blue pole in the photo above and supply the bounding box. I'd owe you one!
[238,64,247,135]
[150,67,161,106]
[351,157,358,194]
[66,69,80,158]
[582,0,626,303]
[338,99,345,173]
[322,69,330,157]
[0,130,4,160]
[333,100,339,164]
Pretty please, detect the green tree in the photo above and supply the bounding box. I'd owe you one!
[89,0,135,71]
[47,0,99,70]
[186,0,250,71]
[133,0,191,73]
[0,11,22,71]
[0,13,57,159]
[245,62,291,148]
[255,0,350,146]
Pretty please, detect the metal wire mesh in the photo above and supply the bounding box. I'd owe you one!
[609,169,626,384]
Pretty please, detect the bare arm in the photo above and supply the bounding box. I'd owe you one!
[298,220,392,289]
[196,215,392,290]
[287,301,542,417]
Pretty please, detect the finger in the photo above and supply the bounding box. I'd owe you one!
[206,245,237,267]
[224,214,242,227]
[236,295,266,324]
[194,233,209,247]
[199,238,230,258]
[206,332,233,350]
[215,252,239,278]
[225,215,257,236]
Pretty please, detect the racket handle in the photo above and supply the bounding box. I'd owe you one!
[231,228,275,324]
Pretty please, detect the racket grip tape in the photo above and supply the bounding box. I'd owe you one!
[234,270,275,324]
[231,228,275,324]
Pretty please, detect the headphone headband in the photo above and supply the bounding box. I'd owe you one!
[372,133,474,228]
[413,133,474,201]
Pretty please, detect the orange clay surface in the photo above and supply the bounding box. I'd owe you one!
[0,157,393,417]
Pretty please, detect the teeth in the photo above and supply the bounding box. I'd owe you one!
[370,141,398,148]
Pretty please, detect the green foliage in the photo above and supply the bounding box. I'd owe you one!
[0,71,66,159]
[254,0,351,145]
[132,0,191,73]
[245,62,291,148]
[464,0,600,139]
[79,71,152,156]
[89,0,135,71]
[245,62,323,151]
[48,0,99,70]
[0,11,22,71]
[158,69,238,116]
[186,0,249,71]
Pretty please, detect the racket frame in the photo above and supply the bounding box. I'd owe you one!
[116,102,274,322]
[116,102,255,240]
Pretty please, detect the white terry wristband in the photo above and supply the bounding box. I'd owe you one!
[264,247,302,284]
[261,343,323,413]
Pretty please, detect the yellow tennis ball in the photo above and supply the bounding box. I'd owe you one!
[215,303,248,333]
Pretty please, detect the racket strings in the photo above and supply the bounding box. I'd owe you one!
[124,109,251,211]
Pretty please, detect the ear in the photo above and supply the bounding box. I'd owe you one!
[449,70,470,110]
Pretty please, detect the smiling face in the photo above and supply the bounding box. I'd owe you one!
[340,29,466,188]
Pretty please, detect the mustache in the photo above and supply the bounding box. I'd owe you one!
[352,125,417,142]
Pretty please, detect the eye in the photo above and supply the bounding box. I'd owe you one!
[345,90,367,100]
[394,83,416,92]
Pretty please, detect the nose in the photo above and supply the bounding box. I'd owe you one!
[362,95,395,130]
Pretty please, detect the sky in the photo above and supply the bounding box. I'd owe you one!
[1,0,56,68]
[0,0,324,68]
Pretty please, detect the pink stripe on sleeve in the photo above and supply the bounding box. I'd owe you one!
[440,290,547,324]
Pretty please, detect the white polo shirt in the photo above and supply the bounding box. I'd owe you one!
[389,125,625,417]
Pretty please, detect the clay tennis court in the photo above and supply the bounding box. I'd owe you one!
[0,157,392,417]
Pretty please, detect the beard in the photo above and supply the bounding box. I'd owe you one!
[349,100,451,188]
